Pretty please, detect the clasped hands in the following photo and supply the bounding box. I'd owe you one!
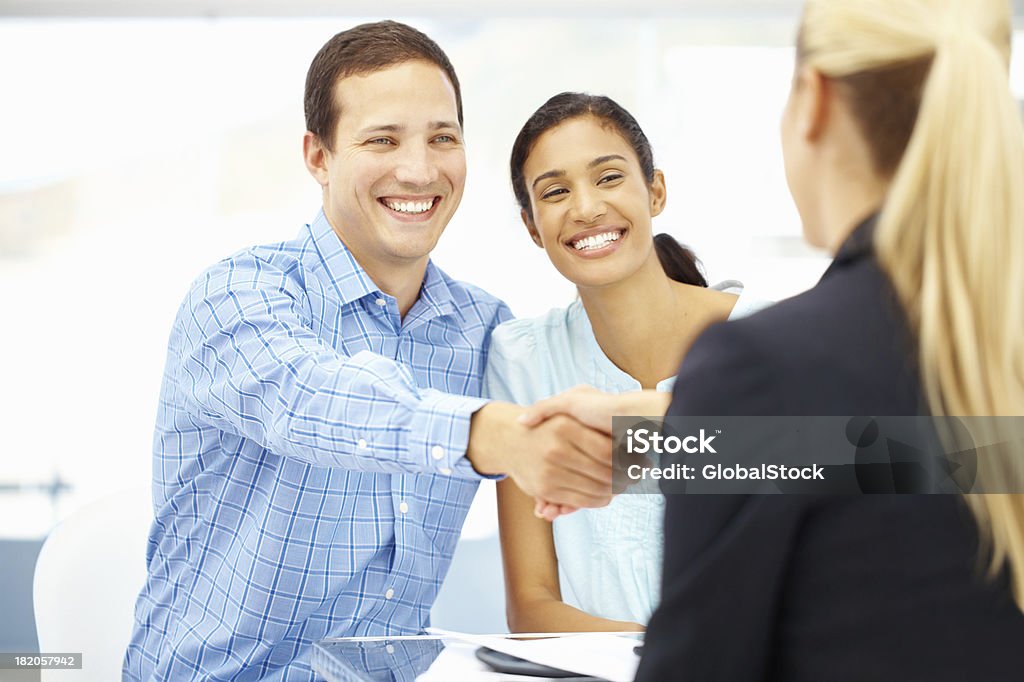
[467,386,671,522]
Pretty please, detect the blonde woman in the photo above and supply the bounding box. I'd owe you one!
[522,0,1024,678]
[630,0,1024,679]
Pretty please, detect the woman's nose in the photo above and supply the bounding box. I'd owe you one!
[569,187,607,224]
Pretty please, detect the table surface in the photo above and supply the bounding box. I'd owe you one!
[313,635,444,682]
[312,633,643,682]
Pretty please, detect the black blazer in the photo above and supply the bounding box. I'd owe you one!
[636,215,1024,682]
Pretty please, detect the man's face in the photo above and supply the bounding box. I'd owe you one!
[311,60,466,280]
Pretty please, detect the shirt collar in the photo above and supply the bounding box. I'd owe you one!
[822,211,879,280]
[414,260,459,322]
[308,208,459,322]
[308,208,380,307]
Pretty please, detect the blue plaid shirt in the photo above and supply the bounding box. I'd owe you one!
[124,209,511,681]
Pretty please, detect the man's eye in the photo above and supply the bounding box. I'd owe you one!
[368,138,395,145]
[434,134,457,144]
[541,188,568,200]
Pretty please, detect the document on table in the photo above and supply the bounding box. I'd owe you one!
[415,639,555,681]
[423,629,641,682]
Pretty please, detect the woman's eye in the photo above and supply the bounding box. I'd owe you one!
[598,173,624,184]
[541,188,568,200]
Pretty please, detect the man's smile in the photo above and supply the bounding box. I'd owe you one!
[378,195,441,221]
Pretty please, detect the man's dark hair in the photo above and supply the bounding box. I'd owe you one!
[304,20,464,151]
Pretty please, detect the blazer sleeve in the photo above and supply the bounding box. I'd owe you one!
[636,320,807,682]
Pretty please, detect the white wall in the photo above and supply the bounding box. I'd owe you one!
[2,15,1024,538]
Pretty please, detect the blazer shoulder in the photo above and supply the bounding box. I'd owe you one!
[671,315,784,417]
[674,258,921,417]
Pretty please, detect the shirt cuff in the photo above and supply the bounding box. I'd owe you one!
[409,389,501,480]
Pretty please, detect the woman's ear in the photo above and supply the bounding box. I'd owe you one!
[521,209,543,247]
[795,65,830,143]
[649,169,667,217]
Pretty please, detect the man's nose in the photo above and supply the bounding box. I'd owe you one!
[393,143,439,187]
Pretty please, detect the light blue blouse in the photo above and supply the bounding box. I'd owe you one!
[482,282,769,625]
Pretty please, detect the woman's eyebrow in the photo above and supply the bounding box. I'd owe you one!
[588,154,627,168]
[532,169,565,190]
[531,154,628,190]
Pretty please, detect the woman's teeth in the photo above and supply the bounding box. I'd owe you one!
[383,199,434,214]
[573,231,622,251]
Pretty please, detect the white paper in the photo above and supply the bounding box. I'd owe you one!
[426,629,641,682]
[415,639,555,681]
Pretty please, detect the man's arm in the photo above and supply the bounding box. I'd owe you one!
[174,254,492,477]
[173,254,614,507]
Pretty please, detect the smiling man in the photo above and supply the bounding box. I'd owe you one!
[124,21,614,681]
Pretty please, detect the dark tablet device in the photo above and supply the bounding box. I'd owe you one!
[474,646,607,681]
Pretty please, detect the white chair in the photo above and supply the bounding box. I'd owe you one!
[33,487,153,681]
[430,481,508,633]
[430,532,508,634]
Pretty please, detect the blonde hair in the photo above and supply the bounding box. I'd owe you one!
[799,0,1024,607]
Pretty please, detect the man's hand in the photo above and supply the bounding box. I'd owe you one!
[517,385,671,435]
[467,402,613,510]
[513,386,671,521]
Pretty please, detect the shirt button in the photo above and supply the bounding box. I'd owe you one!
[439,467,452,476]
[399,501,409,514]
[385,588,395,600]
[431,446,444,460]
[357,438,368,449]
[386,644,395,655]
[375,298,387,307]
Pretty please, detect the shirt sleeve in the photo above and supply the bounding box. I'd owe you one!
[170,252,496,478]
[481,320,540,406]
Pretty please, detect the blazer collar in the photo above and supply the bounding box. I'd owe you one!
[822,211,879,280]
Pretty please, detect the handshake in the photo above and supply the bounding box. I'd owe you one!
[466,386,670,522]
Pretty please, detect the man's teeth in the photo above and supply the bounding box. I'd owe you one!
[383,199,434,214]
[573,231,622,251]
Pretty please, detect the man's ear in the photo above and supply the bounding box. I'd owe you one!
[303,131,330,186]
[797,65,830,142]
[521,209,543,247]
[649,169,667,217]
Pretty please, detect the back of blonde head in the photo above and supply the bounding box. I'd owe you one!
[799,0,1024,608]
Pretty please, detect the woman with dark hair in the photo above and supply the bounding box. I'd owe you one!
[482,92,769,632]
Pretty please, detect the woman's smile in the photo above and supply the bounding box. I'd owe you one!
[564,227,628,259]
